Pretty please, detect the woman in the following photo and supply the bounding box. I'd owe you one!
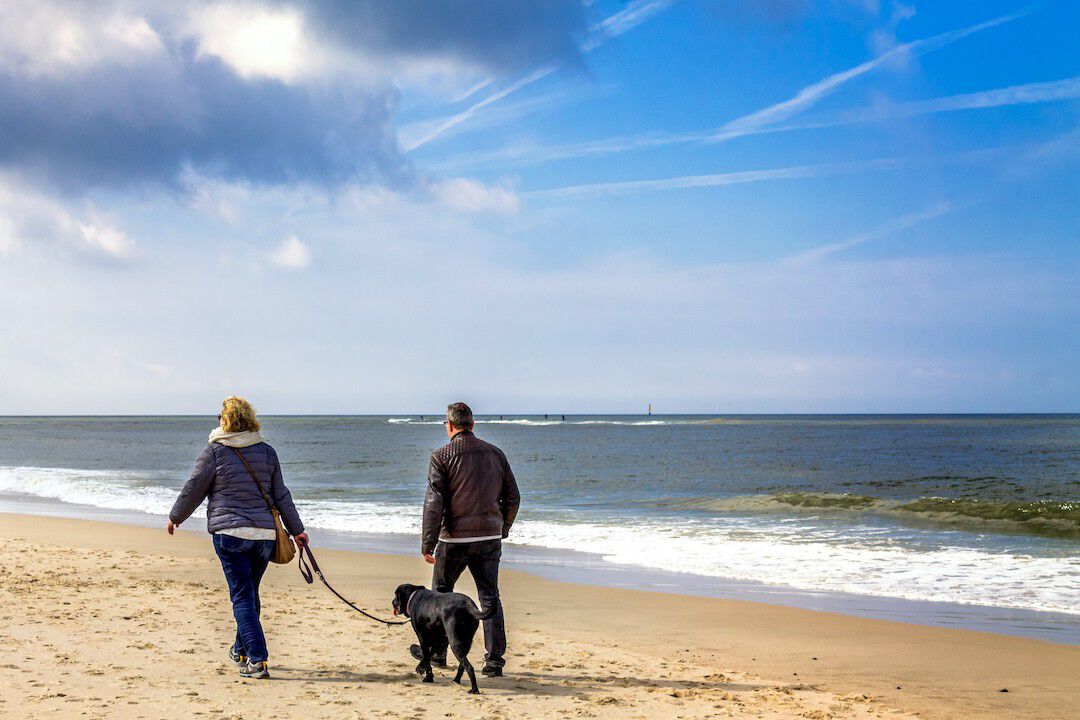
[167,396,308,679]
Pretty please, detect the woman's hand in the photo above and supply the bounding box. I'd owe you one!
[294,532,309,548]
[166,520,176,535]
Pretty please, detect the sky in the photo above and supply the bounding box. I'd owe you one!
[0,0,1077,414]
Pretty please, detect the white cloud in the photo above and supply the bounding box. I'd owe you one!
[0,212,17,255]
[185,2,317,83]
[269,235,311,269]
[0,177,1074,413]
[78,215,136,259]
[0,175,135,259]
[181,2,500,89]
[0,1,166,78]
[430,178,520,214]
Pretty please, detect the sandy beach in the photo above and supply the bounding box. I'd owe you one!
[0,513,1076,720]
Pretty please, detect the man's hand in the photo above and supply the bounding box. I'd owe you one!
[294,532,309,548]
[166,520,176,535]
[423,553,436,565]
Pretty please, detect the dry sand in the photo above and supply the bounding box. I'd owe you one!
[0,513,1076,720]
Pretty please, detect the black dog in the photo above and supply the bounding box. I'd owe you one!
[392,583,494,693]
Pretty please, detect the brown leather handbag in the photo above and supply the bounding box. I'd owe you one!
[231,447,296,564]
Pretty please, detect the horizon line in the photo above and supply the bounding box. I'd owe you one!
[0,412,1076,418]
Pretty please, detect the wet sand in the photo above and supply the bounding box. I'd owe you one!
[0,513,1076,720]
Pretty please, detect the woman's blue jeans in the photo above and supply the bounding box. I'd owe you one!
[213,534,275,663]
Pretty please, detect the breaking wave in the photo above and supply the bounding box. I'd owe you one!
[673,492,1080,540]
[0,465,1076,615]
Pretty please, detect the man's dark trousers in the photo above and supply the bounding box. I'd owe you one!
[432,539,506,668]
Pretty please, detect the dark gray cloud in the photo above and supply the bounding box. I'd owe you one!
[295,0,588,75]
[0,55,408,193]
[0,0,588,194]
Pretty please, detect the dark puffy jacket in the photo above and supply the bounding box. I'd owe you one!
[169,442,304,536]
[422,431,520,554]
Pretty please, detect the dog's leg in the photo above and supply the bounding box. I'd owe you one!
[447,621,479,693]
[448,632,466,684]
[420,643,435,683]
[462,657,479,694]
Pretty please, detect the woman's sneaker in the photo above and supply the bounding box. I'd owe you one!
[228,647,247,667]
[239,661,270,679]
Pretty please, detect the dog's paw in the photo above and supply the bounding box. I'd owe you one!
[422,675,434,684]
[467,688,480,695]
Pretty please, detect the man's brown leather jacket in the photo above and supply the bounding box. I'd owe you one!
[422,431,520,554]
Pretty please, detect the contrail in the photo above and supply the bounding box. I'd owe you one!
[435,71,1077,174]
[526,157,912,201]
[402,65,556,152]
[402,0,677,152]
[834,75,1080,124]
[786,202,955,265]
[434,13,1053,172]
[526,145,1011,201]
[710,9,1028,141]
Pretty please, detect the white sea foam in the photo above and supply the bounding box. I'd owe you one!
[476,419,562,426]
[1,464,1076,615]
[507,518,1080,615]
[0,465,187,517]
[572,419,705,426]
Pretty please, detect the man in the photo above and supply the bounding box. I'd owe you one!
[415,402,520,676]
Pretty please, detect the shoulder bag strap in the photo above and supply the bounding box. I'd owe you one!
[231,446,277,514]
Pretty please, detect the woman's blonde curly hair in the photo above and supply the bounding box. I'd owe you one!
[220,396,260,433]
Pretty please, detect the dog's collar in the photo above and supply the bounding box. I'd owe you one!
[405,590,419,617]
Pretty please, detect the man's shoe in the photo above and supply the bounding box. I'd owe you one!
[409,644,447,667]
[228,647,247,667]
[239,661,270,679]
[481,665,503,677]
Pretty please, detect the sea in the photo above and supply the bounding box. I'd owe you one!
[0,415,1076,642]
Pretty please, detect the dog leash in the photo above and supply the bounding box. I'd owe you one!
[297,544,408,626]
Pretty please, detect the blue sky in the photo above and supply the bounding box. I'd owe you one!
[0,0,1076,414]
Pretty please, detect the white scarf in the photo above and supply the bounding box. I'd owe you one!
[208,427,265,448]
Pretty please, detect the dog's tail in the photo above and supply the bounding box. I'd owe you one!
[468,600,497,620]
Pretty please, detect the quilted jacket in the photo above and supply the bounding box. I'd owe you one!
[169,441,304,536]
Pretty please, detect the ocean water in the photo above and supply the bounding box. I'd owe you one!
[0,415,1076,639]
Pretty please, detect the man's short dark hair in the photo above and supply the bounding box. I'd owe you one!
[446,402,474,430]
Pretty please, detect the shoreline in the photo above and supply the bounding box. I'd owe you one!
[2,493,1076,644]
[2,512,1079,720]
